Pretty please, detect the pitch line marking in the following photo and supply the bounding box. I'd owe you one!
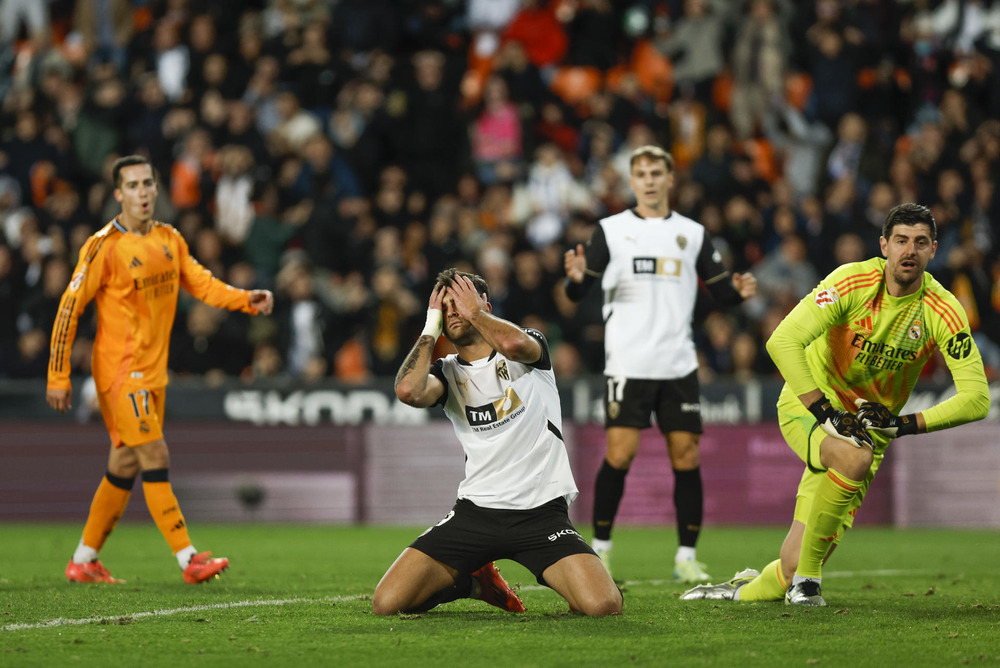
[3,569,934,631]
[2,595,360,632]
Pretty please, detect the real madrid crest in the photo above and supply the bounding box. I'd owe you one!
[497,359,509,381]
[607,401,621,419]
[908,321,922,341]
[676,234,687,250]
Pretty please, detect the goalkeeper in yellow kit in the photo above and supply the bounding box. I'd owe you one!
[681,203,990,606]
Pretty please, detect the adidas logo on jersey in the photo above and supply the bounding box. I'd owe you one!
[130,257,143,268]
[853,315,873,331]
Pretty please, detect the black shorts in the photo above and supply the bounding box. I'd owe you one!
[603,371,703,435]
[409,497,596,586]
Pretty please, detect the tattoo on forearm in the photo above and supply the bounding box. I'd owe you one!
[395,336,434,388]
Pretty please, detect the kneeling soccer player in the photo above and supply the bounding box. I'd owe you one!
[373,269,622,616]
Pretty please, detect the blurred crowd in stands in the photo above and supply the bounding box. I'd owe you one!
[1,0,999,388]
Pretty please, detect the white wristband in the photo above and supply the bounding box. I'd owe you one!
[421,308,443,339]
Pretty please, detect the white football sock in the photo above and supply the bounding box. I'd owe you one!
[73,539,99,564]
[592,538,613,552]
[675,546,697,563]
[175,545,197,569]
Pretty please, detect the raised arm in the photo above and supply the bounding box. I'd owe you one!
[563,224,610,302]
[394,284,446,408]
[176,228,271,314]
[695,234,756,305]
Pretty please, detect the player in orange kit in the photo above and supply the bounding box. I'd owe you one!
[47,155,274,584]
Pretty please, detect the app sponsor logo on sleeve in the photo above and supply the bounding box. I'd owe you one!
[946,332,972,360]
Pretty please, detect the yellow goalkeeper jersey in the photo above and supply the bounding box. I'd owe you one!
[767,257,989,432]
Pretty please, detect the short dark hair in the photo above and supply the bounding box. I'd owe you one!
[112,155,154,188]
[435,268,489,300]
[882,203,937,240]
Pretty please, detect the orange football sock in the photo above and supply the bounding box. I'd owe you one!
[142,469,192,554]
[81,473,133,552]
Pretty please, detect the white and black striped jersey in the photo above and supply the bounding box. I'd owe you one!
[566,208,740,379]
[429,329,578,510]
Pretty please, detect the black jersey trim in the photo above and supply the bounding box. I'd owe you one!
[429,358,449,407]
[547,421,563,441]
[456,350,497,366]
[630,208,674,220]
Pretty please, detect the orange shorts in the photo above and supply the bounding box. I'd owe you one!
[98,384,165,447]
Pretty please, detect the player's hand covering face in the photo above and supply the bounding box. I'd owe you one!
[428,283,445,312]
[441,277,489,344]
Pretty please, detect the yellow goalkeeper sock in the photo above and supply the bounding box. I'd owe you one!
[142,469,192,554]
[796,468,861,579]
[80,473,133,554]
[735,559,787,601]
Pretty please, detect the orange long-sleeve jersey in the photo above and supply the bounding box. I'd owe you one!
[48,219,258,393]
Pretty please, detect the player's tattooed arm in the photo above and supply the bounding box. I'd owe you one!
[395,335,434,390]
[394,335,444,407]
[395,285,446,407]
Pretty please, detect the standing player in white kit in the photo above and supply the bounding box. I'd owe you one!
[564,145,756,583]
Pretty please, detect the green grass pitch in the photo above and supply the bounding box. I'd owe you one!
[2,523,998,667]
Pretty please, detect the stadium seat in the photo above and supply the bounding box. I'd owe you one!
[630,40,673,103]
[550,66,603,106]
[712,69,733,112]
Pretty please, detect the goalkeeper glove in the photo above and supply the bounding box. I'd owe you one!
[853,399,918,438]
[807,396,874,450]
